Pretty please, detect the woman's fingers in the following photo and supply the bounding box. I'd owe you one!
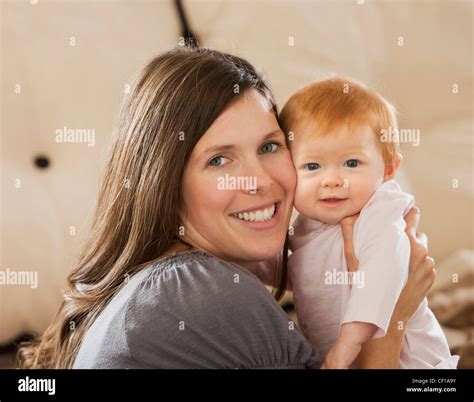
[393,207,437,321]
[416,231,428,249]
[404,206,420,238]
[416,257,436,298]
[424,256,436,285]
[404,207,429,268]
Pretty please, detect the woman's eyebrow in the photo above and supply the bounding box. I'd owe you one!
[202,129,283,154]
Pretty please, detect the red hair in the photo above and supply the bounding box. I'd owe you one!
[279,76,399,166]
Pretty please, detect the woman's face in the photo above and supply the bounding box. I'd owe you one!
[180,89,296,265]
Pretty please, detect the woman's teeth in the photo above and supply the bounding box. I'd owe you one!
[233,204,276,222]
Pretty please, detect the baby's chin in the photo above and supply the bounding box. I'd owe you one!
[295,201,360,225]
[315,214,343,225]
[300,208,354,225]
[295,209,341,225]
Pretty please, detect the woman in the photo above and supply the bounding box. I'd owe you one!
[19,47,435,369]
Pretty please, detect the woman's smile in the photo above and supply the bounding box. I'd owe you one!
[229,200,283,230]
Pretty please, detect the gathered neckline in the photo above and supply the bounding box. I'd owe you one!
[148,249,264,283]
[154,249,214,265]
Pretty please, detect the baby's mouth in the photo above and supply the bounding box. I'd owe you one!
[321,197,347,202]
[320,197,348,207]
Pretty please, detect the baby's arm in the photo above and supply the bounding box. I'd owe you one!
[341,214,360,272]
[322,322,377,369]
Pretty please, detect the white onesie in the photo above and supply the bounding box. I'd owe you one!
[288,180,459,368]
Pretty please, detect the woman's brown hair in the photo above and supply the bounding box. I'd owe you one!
[18,47,288,368]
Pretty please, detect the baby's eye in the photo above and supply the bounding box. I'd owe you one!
[259,142,280,154]
[344,159,359,168]
[208,156,230,167]
[305,163,321,171]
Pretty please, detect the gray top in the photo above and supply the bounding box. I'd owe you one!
[73,250,321,369]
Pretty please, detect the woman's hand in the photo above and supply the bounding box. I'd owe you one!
[396,206,436,322]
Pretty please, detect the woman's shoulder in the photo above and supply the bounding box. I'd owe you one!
[131,249,267,304]
[126,249,283,329]
[122,250,320,369]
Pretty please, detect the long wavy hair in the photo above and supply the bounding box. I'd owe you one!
[18,47,288,369]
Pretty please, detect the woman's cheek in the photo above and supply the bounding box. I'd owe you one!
[202,174,235,209]
[275,152,297,194]
[185,173,228,214]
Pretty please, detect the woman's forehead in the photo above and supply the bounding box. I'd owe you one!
[192,90,280,155]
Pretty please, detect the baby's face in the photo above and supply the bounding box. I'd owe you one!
[290,122,387,224]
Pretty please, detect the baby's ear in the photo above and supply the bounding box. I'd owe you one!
[384,153,402,181]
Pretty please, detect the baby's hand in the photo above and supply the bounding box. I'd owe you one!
[341,213,360,273]
[321,339,362,369]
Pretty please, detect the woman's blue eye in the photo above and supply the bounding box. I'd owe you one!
[259,142,279,153]
[209,156,227,167]
[208,142,279,167]
[344,159,359,168]
[306,163,321,171]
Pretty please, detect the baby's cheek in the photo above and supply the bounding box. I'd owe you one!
[349,180,376,211]
[294,177,317,217]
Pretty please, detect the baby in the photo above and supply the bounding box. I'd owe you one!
[278,77,459,369]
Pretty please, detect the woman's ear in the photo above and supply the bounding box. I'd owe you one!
[384,153,402,181]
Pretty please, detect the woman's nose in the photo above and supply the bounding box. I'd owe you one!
[239,159,273,193]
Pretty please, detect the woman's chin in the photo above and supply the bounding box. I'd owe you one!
[246,241,284,262]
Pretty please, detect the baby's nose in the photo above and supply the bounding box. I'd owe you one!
[321,173,343,187]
